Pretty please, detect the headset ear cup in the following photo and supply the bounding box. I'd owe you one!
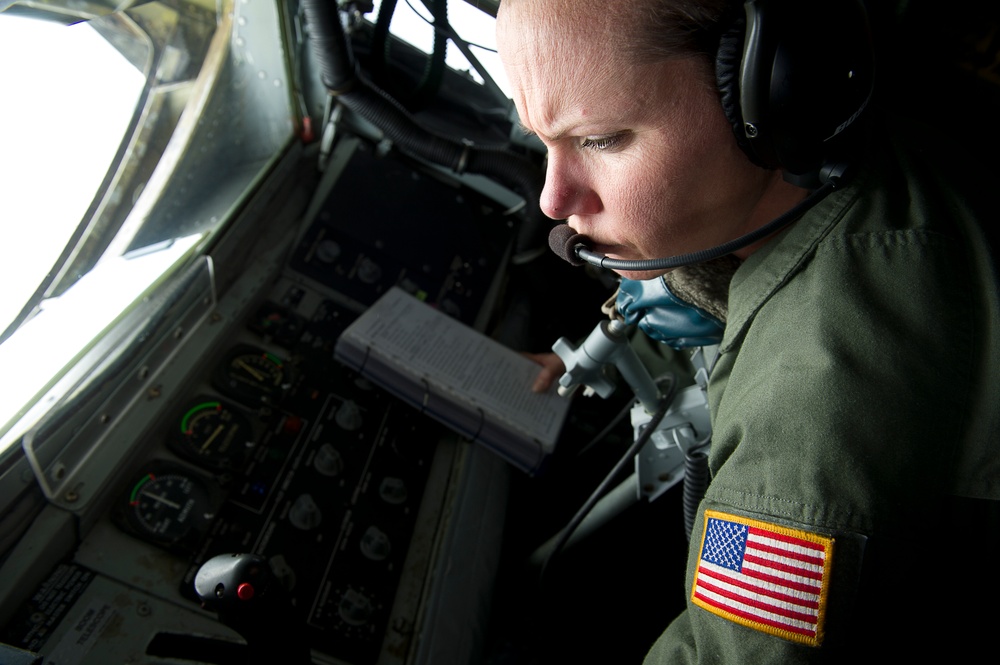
[733,0,875,184]
[715,12,766,167]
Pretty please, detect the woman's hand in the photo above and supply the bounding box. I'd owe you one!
[524,352,566,393]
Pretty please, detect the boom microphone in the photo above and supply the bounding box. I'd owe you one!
[548,224,588,267]
[547,177,840,271]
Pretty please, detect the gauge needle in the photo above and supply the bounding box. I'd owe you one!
[201,424,225,452]
[143,492,182,509]
[236,359,265,381]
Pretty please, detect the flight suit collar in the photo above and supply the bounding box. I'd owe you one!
[720,172,869,354]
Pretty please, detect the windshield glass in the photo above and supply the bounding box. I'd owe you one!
[369,0,510,98]
[0,15,144,335]
[0,0,295,455]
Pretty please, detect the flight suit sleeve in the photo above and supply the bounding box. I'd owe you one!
[642,177,991,662]
[643,503,871,664]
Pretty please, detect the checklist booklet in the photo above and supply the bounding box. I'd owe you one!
[334,287,570,474]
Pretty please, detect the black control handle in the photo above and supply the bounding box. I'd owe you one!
[194,553,311,665]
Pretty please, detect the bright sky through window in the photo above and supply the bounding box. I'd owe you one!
[0,15,145,332]
[370,0,511,98]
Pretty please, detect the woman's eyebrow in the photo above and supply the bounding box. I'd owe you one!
[518,120,578,143]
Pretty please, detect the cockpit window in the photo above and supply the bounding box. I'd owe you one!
[368,0,511,99]
[0,0,295,457]
[0,14,145,341]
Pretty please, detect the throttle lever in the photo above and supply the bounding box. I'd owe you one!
[194,552,311,665]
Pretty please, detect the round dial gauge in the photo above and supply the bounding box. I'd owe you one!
[112,461,217,553]
[213,344,290,405]
[168,396,255,471]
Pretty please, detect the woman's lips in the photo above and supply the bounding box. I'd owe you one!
[587,241,626,259]
[566,227,633,261]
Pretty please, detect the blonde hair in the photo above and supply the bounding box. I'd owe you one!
[627,0,736,63]
[499,0,736,79]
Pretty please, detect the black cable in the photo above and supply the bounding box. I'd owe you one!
[575,372,675,459]
[406,0,498,52]
[682,440,712,542]
[538,391,674,585]
[369,0,397,84]
[576,177,839,272]
[410,0,447,110]
[410,0,510,110]
[574,398,632,459]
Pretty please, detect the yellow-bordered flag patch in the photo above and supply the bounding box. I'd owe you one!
[691,510,834,646]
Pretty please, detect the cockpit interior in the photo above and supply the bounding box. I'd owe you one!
[0,1,996,664]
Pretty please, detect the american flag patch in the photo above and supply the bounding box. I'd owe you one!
[691,510,834,646]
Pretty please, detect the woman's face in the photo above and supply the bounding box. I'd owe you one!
[497,1,784,280]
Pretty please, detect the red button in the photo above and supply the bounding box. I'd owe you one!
[283,415,303,433]
[237,582,255,601]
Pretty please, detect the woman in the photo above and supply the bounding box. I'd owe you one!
[496,0,1000,661]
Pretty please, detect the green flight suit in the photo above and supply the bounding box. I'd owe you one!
[644,127,999,663]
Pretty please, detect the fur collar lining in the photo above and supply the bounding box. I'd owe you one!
[663,255,741,323]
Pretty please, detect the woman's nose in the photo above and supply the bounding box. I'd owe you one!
[539,152,600,220]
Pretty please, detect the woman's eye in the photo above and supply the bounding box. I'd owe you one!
[581,134,626,151]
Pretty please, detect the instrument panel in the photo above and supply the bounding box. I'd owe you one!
[1,139,519,664]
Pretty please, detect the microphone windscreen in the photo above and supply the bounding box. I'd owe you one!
[548,224,586,266]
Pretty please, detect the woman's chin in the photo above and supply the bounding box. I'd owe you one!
[614,268,670,282]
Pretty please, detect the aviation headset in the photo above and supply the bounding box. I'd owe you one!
[714,0,876,187]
